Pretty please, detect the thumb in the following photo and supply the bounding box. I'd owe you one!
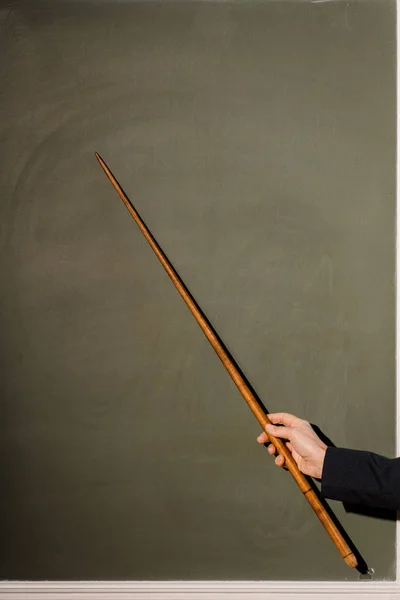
[266,424,292,440]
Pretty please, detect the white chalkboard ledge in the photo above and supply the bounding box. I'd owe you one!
[0,581,400,600]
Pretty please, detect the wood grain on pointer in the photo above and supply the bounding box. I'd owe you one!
[95,151,357,569]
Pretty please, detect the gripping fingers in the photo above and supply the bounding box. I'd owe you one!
[257,432,277,455]
[258,429,290,470]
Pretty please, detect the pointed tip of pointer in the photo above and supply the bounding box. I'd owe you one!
[94,152,107,171]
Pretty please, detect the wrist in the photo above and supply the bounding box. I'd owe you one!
[315,446,327,479]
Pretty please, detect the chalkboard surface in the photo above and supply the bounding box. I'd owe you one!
[0,0,396,581]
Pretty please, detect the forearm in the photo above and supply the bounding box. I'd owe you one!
[321,447,400,511]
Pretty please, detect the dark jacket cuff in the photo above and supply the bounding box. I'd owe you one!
[321,446,400,511]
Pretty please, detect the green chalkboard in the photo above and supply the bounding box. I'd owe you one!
[0,0,396,581]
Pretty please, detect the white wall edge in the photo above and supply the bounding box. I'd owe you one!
[396,0,400,583]
[0,581,399,600]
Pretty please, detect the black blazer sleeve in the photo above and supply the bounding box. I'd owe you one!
[321,446,400,511]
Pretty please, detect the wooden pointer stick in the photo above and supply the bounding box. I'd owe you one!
[95,152,357,569]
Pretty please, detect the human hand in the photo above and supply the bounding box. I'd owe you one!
[257,413,328,479]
